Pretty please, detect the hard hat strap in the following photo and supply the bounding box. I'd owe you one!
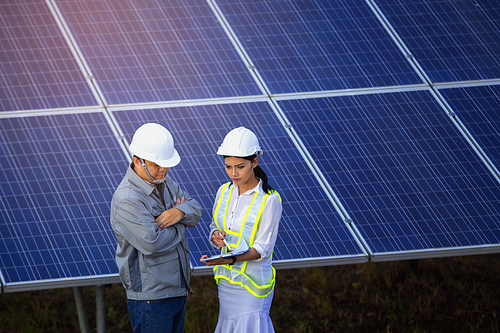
[140,157,165,184]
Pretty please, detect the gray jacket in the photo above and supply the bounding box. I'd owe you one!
[110,166,202,300]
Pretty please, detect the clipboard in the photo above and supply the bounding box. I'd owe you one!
[200,248,250,262]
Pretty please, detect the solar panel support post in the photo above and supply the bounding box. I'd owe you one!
[96,285,106,333]
[73,287,91,333]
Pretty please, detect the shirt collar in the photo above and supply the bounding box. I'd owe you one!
[233,178,265,195]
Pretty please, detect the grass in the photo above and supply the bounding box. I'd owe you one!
[1,253,499,333]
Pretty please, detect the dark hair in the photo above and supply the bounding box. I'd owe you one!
[225,155,274,194]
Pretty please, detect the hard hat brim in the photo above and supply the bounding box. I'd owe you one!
[216,146,263,157]
[155,149,181,168]
[131,145,181,168]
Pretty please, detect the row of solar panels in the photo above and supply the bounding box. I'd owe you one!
[1,0,500,292]
[3,0,500,111]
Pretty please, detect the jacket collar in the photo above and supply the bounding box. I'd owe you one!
[126,165,155,196]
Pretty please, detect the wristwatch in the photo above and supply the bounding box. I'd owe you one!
[228,256,237,266]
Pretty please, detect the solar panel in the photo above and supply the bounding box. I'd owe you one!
[376,0,500,82]
[278,90,500,260]
[1,0,500,294]
[0,0,97,111]
[439,85,500,171]
[214,0,422,94]
[54,0,262,104]
[0,112,125,291]
[112,102,367,273]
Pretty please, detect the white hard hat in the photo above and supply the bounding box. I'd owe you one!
[129,123,180,167]
[217,127,263,157]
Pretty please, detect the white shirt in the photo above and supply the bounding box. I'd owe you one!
[209,179,282,262]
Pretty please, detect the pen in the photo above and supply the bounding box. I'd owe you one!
[218,231,232,251]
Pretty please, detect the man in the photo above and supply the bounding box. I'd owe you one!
[110,123,202,333]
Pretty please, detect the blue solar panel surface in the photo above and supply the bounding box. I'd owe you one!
[376,0,500,82]
[0,1,97,111]
[0,113,124,285]
[1,0,500,292]
[216,0,422,93]
[439,85,500,170]
[112,102,364,267]
[55,0,262,104]
[279,91,500,255]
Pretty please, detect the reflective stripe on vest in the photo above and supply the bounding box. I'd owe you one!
[213,182,276,297]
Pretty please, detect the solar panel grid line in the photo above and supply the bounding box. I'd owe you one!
[429,88,500,183]
[46,0,105,107]
[278,91,500,260]
[0,113,128,291]
[374,244,500,263]
[49,0,143,179]
[375,0,500,82]
[0,106,105,119]
[346,221,372,256]
[272,84,429,101]
[0,118,82,281]
[448,116,500,183]
[301,94,439,253]
[264,103,350,221]
[0,4,54,111]
[28,115,115,277]
[3,0,500,292]
[0,120,72,281]
[122,0,209,101]
[100,108,135,163]
[6,79,496,117]
[263,99,372,257]
[216,0,423,92]
[110,103,367,271]
[48,113,122,276]
[105,95,270,112]
[372,92,500,248]
[51,0,166,104]
[206,0,272,96]
[54,0,262,103]
[213,0,324,93]
[252,0,351,89]
[435,79,500,90]
[434,0,500,80]
[439,85,500,173]
[365,0,431,85]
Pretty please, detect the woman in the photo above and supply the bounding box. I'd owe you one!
[200,127,282,333]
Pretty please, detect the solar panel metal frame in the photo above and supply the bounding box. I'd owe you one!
[0,110,131,292]
[0,0,99,112]
[108,101,370,275]
[2,0,500,293]
[436,83,500,175]
[274,88,500,262]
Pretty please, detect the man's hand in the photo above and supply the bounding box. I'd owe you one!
[155,197,186,229]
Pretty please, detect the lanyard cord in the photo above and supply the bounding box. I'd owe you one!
[140,157,164,185]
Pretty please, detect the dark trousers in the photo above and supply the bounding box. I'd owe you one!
[127,296,187,333]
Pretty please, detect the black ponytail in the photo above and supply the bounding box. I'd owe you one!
[226,154,274,194]
[254,165,273,194]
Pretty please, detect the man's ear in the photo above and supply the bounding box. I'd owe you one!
[132,156,141,167]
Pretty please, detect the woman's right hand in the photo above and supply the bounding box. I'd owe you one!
[212,231,226,248]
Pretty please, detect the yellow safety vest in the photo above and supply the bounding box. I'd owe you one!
[213,182,278,297]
